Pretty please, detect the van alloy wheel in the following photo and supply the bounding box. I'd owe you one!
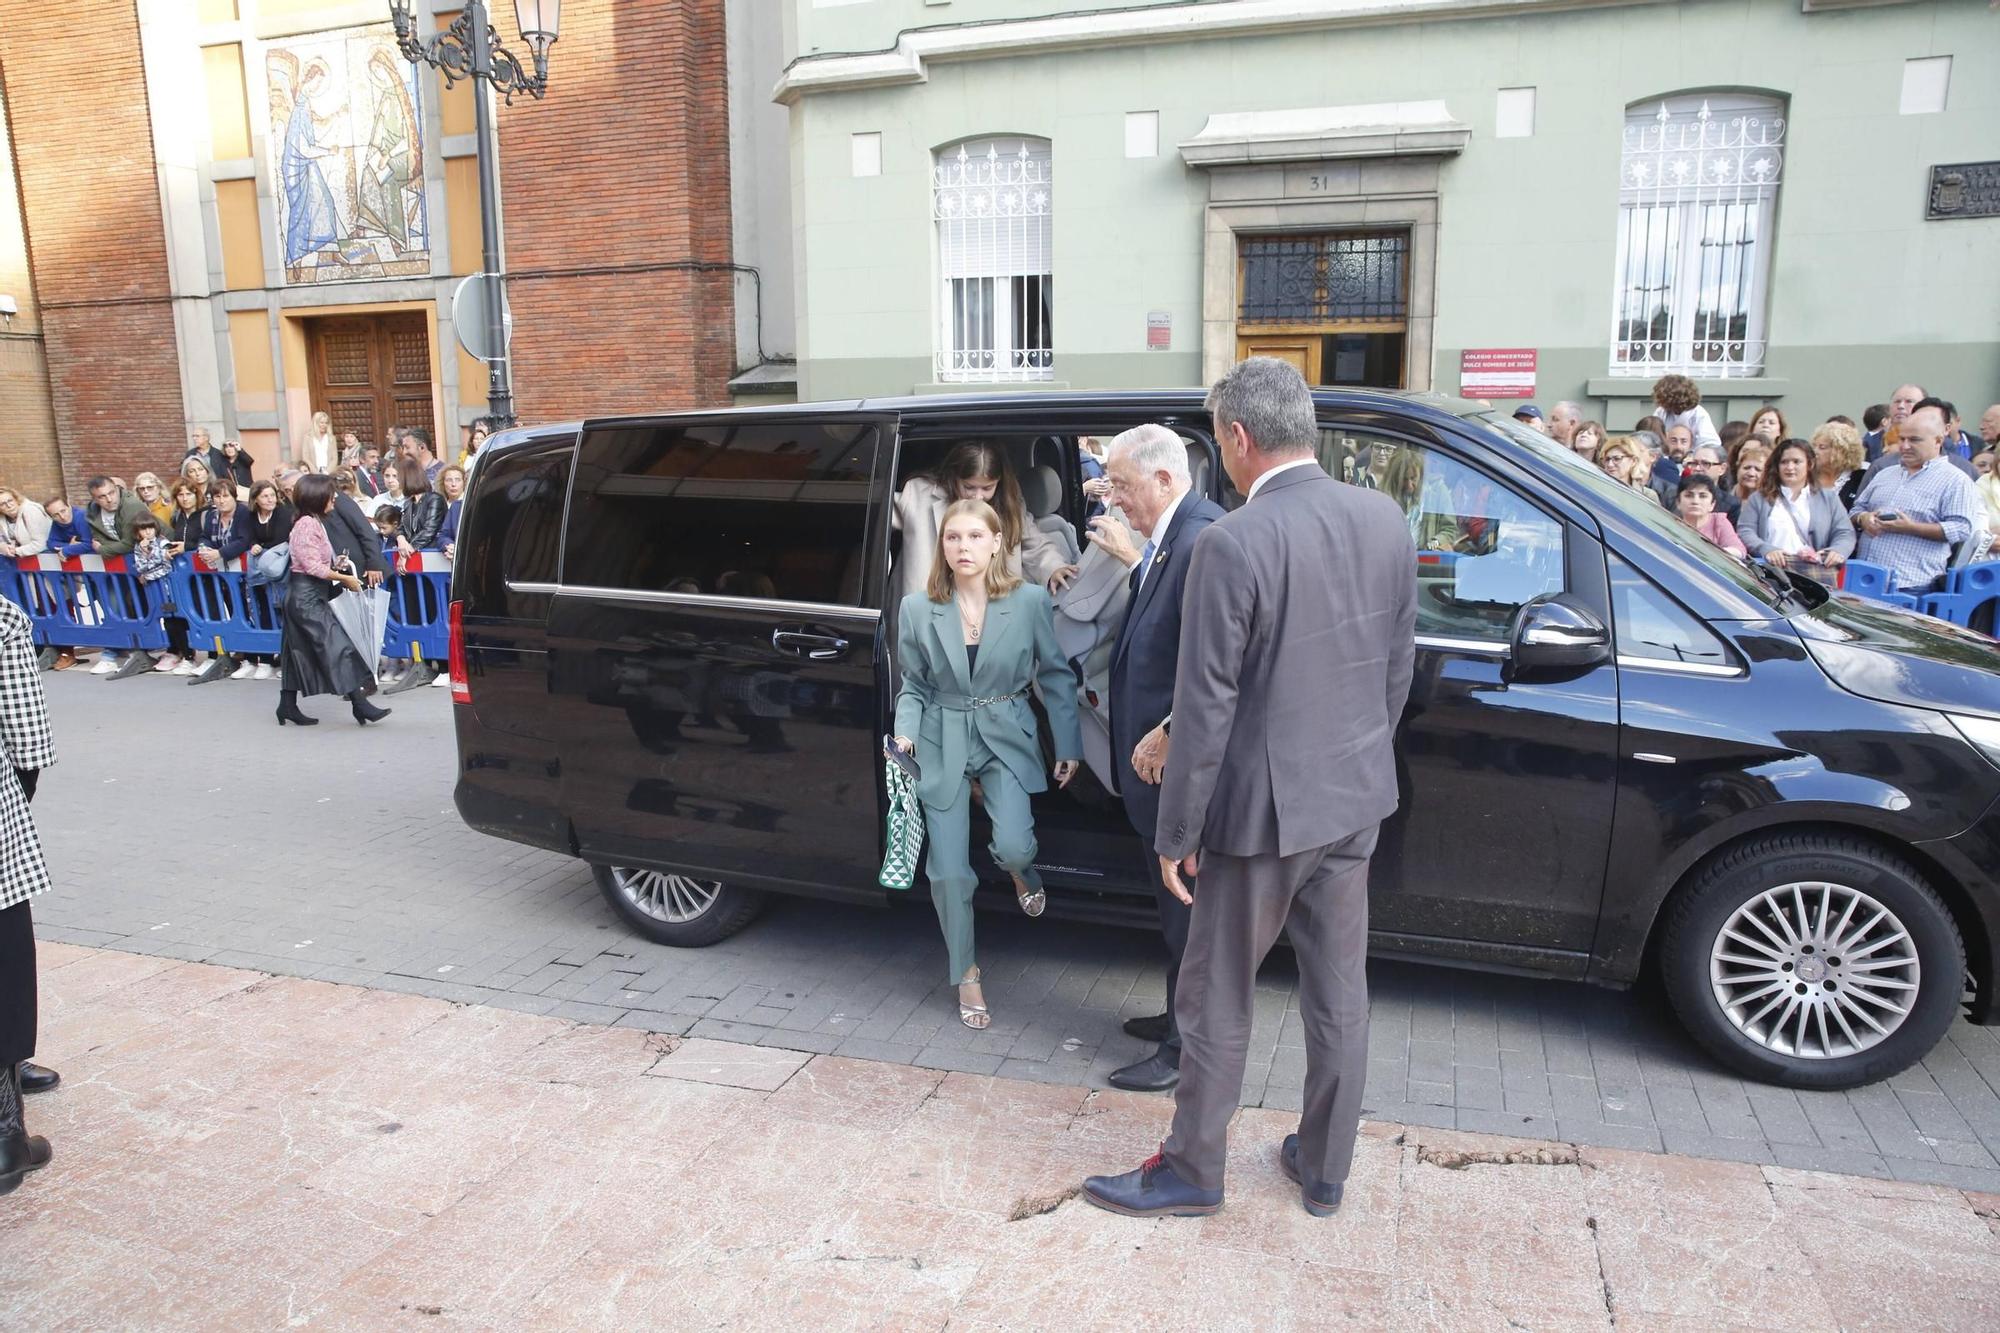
[1660,833,1962,1090]
[590,862,766,947]
[612,867,722,924]
[1708,881,1919,1060]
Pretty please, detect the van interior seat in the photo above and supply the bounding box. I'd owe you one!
[1185,440,1212,497]
[1020,463,1080,564]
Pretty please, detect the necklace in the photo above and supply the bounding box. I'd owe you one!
[955,593,985,643]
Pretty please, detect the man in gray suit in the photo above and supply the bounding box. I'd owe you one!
[1083,357,1416,1218]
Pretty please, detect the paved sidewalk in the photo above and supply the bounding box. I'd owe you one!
[27,671,2000,1192]
[6,943,2000,1330]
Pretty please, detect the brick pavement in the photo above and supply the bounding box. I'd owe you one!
[26,671,2000,1192]
[12,943,2000,1331]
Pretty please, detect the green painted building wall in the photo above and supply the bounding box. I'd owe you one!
[783,0,1999,427]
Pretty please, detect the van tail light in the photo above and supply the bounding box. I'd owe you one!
[448,600,471,705]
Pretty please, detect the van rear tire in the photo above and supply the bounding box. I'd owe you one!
[591,863,767,947]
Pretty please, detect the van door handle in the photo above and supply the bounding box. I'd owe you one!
[772,629,849,661]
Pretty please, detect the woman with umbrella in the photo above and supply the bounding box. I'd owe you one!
[276,473,390,728]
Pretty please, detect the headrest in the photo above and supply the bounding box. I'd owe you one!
[1020,465,1062,518]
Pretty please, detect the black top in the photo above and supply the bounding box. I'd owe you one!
[169,506,204,550]
[965,644,979,676]
[248,504,295,549]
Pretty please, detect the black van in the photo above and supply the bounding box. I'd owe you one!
[449,389,2000,1090]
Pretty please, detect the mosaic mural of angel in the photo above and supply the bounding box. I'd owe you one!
[267,27,429,284]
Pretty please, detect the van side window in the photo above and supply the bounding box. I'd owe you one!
[565,421,879,606]
[460,442,571,614]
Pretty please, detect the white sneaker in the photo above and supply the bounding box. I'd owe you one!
[89,657,118,675]
[153,654,182,673]
[431,673,452,688]
[230,660,256,680]
[172,659,197,676]
[253,663,274,681]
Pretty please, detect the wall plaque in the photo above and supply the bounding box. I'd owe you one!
[1927,161,2000,221]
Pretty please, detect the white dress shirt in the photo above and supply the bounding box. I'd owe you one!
[1133,486,1189,593]
[1765,485,1813,555]
[1247,456,1320,502]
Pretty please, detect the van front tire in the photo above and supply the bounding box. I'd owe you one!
[592,863,767,947]
[1659,833,1963,1090]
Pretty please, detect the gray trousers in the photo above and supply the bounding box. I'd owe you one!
[1163,823,1377,1192]
[923,731,1043,984]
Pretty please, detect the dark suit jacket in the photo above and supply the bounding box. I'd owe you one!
[324,492,390,579]
[355,467,386,499]
[1107,491,1224,841]
[1155,464,1417,861]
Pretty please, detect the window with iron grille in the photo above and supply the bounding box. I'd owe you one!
[934,138,1053,383]
[1239,233,1408,325]
[1610,94,1785,378]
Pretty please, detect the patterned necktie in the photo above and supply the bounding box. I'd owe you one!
[1132,539,1156,594]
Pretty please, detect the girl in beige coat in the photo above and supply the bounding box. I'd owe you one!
[892,442,1077,605]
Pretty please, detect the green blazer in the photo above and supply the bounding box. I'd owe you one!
[894,585,1083,813]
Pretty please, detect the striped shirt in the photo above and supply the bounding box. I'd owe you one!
[1852,457,1986,589]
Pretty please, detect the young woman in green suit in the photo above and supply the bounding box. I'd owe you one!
[894,499,1083,1030]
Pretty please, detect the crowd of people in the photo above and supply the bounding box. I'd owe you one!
[0,417,494,690]
[1512,378,1999,595]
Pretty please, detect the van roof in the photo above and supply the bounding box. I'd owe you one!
[501,386,1500,441]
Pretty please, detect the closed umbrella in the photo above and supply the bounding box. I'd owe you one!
[326,584,391,683]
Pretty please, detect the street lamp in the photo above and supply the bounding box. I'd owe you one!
[387,0,562,427]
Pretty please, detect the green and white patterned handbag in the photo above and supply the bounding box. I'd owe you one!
[879,746,925,890]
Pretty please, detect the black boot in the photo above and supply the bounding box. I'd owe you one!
[0,1063,52,1197]
[275,690,318,727]
[18,1062,58,1094]
[349,690,391,725]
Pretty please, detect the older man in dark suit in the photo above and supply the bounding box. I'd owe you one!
[1084,357,1416,1219]
[1086,424,1226,1094]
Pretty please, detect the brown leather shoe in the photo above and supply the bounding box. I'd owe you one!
[51,650,77,671]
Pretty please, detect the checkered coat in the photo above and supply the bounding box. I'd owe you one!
[0,597,55,910]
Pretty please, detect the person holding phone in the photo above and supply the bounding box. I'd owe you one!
[275,473,390,728]
[893,498,1082,1030]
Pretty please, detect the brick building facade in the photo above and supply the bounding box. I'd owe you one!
[0,0,748,497]
[0,1,184,497]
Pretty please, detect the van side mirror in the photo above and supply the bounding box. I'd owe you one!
[1510,593,1611,675]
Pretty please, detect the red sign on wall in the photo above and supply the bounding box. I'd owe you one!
[1459,348,1537,399]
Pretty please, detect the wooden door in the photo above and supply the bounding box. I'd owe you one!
[306,313,435,449]
[1236,333,1321,381]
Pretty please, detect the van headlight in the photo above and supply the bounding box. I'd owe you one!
[1947,713,2000,771]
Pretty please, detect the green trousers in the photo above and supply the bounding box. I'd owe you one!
[924,730,1043,984]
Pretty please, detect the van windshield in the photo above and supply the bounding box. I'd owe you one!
[1466,411,1790,610]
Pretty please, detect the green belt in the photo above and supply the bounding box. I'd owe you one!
[932,687,1027,712]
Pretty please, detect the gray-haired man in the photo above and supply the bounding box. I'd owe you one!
[1084,357,1416,1219]
[1086,424,1226,1093]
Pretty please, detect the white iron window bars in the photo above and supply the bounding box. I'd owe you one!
[934,139,1053,383]
[1610,95,1785,378]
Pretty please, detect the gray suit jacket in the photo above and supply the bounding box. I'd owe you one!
[1155,465,1416,861]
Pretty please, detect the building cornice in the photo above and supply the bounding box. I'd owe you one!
[1179,102,1470,165]
[774,0,1672,104]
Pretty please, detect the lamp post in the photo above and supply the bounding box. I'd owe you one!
[387,0,561,428]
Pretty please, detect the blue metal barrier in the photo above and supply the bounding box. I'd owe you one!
[170,555,282,658]
[13,555,168,652]
[382,551,451,665]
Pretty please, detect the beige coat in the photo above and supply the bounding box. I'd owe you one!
[891,476,1069,606]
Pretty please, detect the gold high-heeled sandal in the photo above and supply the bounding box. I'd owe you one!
[1013,874,1046,919]
[958,968,990,1030]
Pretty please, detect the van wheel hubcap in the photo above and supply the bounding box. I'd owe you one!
[612,867,723,923]
[1709,882,1919,1060]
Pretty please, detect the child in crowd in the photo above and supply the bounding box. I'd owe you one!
[129,515,172,586]
[130,515,197,675]
[372,505,402,562]
[371,505,410,684]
